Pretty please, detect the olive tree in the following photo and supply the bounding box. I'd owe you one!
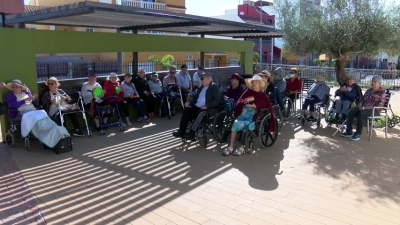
[274,0,400,85]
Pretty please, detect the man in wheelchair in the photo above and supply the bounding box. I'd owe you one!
[172,72,221,140]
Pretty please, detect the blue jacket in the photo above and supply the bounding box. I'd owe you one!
[308,81,330,101]
[334,83,362,102]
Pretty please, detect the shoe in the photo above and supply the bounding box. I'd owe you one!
[183,131,196,141]
[121,121,127,127]
[340,132,352,138]
[172,131,184,138]
[126,120,132,126]
[143,116,150,122]
[309,115,315,121]
[137,117,144,123]
[73,130,84,137]
[350,133,360,141]
[223,147,233,156]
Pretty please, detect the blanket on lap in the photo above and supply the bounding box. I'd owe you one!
[21,110,70,148]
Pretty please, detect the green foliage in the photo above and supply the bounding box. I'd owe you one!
[396,57,400,70]
[313,58,336,67]
[148,54,175,70]
[274,0,400,84]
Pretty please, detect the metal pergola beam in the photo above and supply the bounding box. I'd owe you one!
[120,21,209,31]
[188,30,268,35]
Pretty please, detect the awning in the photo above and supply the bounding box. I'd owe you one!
[6,1,281,38]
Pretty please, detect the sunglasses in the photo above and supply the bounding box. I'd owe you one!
[169,71,176,74]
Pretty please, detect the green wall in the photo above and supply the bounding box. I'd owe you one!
[0,28,253,140]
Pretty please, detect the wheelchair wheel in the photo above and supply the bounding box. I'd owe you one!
[5,131,15,147]
[273,105,283,131]
[316,118,321,128]
[282,97,293,121]
[198,134,208,148]
[212,111,232,143]
[301,118,305,126]
[24,138,30,151]
[394,116,400,124]
[259,115,278,148]
[388,119,396,128]
[248,141,254,154]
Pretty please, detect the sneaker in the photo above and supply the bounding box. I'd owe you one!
[137,117,144,123]
[143,116,150,122]
[73,130,84,137]
[350,133,360,141]
[126,120,132,126]
[340,132,352,138]
[172,131,184,138]
[183,131,196,141]
[309,115,315,121]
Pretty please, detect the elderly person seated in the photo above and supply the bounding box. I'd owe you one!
[81,73,108,130]
[121,73,149,124]
[223,75,275,156]
[175,64,192,102]
[341,75,386,141]
[285,68,302,103]
[41,77,84,136]
[133,68,157,119]
[3,79,69,148]
[334,76,362,121]
[273,67,286,110]
[259,70,276,95]
[148,72,164,101]
[222,73,245,111]
[172,72,221,140]
[300,76,330,121]
[192,65,204,90]
[103,72,128,126]
[4,80,38,117]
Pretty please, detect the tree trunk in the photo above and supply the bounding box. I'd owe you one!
[335,58,347,86]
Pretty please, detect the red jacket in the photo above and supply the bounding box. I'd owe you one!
[103,80,124,104]
[234,89,276,132]
[285,77,302,92]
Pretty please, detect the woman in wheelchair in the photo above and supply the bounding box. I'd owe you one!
[333,76,362,121]
[41,77,84,136]
[4,79,38,117]
[223,73,245,111]
[223,75,275,156]
[341,75,386,141]
[172,72,221,140]
[300,76,330,121]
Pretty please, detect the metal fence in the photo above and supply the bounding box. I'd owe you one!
[36,60,239,82]
[262,64,400,87]
[270,59,392,70]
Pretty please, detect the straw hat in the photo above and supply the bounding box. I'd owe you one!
[245,75,266,90]
[6,79,27,90]
[45,77,60,87]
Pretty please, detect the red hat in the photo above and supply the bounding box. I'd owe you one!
[228,73,241,80]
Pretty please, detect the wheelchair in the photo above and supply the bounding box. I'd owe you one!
[161,84,184,119]
[324,95,357,128]
[299,93,332,128]
[266,91,292,131]
[181,111,216,148]
[213,107,279,153]
[3,100,32,150]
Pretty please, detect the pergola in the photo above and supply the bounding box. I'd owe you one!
[0,1,281,138]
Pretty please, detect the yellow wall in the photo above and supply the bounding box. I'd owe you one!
[165,0,184,7]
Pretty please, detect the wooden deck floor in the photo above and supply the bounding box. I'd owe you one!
[1,91,400,225]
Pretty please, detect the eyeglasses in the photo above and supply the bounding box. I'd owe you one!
[48,83,55,85]
[169,71,176,74]
[289,72,294,74]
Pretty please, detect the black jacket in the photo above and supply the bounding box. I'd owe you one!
[133,76,151,96]
[189,83,221,116]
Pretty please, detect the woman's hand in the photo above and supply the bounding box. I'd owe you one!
[246,103,256,109]
[0,82,5,89]
[185,102,191,108]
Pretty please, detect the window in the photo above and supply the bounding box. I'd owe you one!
[86,28,94,32]
[26,26,37,30]
[186,54,194,60]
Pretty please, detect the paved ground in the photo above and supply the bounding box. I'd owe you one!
[1,90,400,225]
